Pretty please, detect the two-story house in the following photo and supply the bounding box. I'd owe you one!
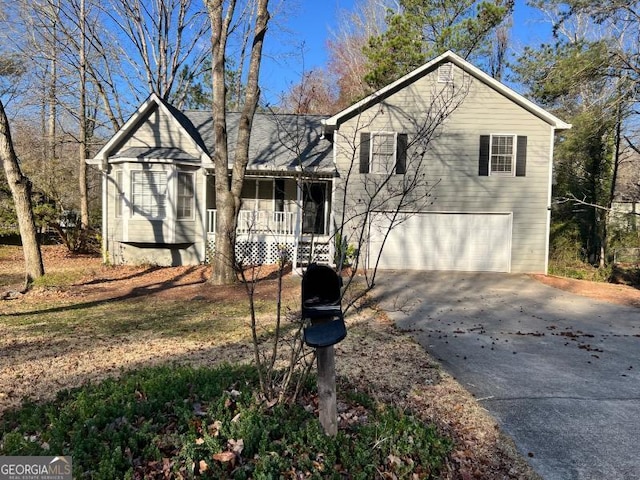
[87,51,570,273]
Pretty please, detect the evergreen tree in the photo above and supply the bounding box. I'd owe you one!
[363,0,513,89]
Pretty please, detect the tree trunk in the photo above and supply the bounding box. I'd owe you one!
[206,0,270,285]
[208,0,235,285]
[212,190,240,284]
[0,99,45,286]
[79,0,90,230]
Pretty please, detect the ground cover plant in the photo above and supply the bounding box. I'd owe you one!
[0,364,451,479]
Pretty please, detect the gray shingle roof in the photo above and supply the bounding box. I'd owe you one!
[183,111,335,175]
[112,146,199,162]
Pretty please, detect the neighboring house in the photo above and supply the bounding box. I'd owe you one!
[88,51,570,273]
[611,149,640,231]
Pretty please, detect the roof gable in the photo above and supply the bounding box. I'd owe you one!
[323,50,571,132]
[88,93,212,168]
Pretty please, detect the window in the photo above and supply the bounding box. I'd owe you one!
[490,135,515,175]
[241,179,273,211]
[177,172,194,219]
[371,132,396,173]
[479,135,527,177]
[115,170,123,218]
[359,132,407,174]
[131,170,167,218]
[302,183,328,235]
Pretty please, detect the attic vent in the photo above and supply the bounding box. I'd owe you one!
[438,64,454,83]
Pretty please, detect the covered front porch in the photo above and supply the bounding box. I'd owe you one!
[205,176,333,266]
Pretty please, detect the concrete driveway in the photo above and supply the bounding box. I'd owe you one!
[372,271,640,480]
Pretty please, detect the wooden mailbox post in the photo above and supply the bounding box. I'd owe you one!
[301,264,347,436]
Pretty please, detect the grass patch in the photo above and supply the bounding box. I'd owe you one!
[2,292,285,343]
[31,269,88,288]
[548,260,613,282]
[0,364,451,479]
[0,244,17,261]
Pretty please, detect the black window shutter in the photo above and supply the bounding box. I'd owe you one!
[396,133,407,174]
[516,136,527,177]
[479,135,490,176]
[359,133,370,173]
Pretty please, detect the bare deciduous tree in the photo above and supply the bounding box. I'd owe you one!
[327,0,390,109]
[279,69,337,115]
[241,77,468,407]
[0,98,44,287]
[205,0,270,285]
[105,0,211,102]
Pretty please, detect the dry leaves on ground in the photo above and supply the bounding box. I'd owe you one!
[5,246,639,478]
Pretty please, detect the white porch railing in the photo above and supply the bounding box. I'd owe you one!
[206,209,330,265]
[207,209,296,236]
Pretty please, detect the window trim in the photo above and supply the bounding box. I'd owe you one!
[369,131,398,174]
[489,134,517,177]
[115,170,123,218]
[176,171,195,220]
[130,169,168,219]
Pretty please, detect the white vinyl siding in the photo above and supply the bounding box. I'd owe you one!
[490,135,515,176]
[333,62,556,273]
[131,171,167,219]
[177,172,194,219]
[371,132,396,174]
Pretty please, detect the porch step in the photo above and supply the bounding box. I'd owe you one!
[297,241,330,266]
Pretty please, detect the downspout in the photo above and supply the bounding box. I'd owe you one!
[200,168,207,263]
[101,160,108,264]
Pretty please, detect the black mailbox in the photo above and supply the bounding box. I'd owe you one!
[301,263,347,348]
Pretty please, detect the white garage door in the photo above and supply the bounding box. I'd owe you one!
[369,212,512,272]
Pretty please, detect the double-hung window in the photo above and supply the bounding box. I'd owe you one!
[371,132,397,174]
[479,134,527,177]
[490,135,516,176]
[177,172,194,219]
[131,170,167,218]
[360,132,407,174]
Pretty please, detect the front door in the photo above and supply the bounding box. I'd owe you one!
[302,183,328,235]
